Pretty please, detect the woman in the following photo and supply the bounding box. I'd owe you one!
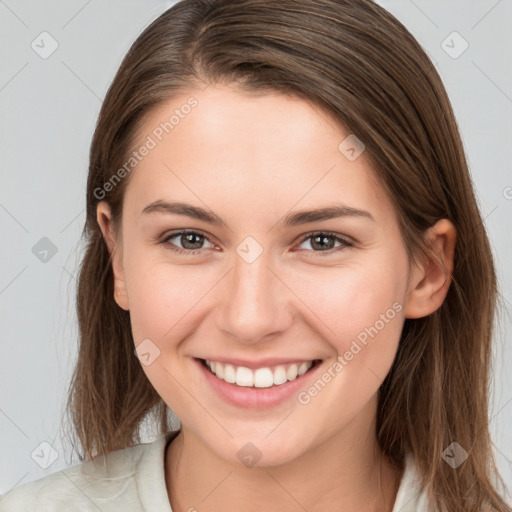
[2,0,510,510]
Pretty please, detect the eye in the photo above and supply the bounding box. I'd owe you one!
[159,229,353,256]
[160,230,215,255]
[295,231,353,255]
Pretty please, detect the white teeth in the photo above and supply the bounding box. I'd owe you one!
[273,365,287,385]
[235,367,254,387]
[298,362,311,376]
[286,364,298,381]
[254,368,274,388]
[224,364,236,383]
[204,359,315,388]
[215,361,224,379]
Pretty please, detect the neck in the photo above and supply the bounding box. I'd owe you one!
[165,403,403,512]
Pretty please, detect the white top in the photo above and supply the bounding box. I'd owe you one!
[0,431,429,511]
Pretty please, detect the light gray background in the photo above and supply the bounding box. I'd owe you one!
[1,0,511,500]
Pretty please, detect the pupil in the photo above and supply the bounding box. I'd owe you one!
[313,234,333,250]
[183,233,202,249]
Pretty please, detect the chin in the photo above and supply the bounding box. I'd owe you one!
[210,431,308,469]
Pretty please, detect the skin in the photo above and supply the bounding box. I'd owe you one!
[97,84,456,512]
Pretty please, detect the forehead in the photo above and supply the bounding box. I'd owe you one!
[123,85,395,225]
[138,85,342,157]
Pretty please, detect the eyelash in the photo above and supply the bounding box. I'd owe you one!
[159,229,353,257]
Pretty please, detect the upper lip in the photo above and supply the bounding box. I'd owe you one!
[197,357,320,369]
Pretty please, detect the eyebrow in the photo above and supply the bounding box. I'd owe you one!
[141,200,375,228]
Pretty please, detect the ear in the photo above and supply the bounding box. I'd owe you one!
[96,201,129,311]
[404,219,457,319]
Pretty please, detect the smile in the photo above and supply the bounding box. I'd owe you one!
[203,359,319,388]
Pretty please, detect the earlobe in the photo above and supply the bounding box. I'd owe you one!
[404,219,457,319]
[96,201,130,311]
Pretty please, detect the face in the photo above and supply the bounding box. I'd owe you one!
[98,84,418,466]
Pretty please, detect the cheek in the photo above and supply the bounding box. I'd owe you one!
[124,258,216,416]
[126,261,211,345]
[293,252,407,343]
[290,251,408,407]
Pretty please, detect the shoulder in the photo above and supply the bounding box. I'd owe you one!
[0,431,178,512]
[392,452,431,512]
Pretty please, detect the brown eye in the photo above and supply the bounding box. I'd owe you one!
[160,230,214,254]
[296,232,352,255]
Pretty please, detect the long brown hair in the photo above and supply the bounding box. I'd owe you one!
[64,1,511,510]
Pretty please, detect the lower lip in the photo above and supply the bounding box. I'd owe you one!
[194,358,322,409]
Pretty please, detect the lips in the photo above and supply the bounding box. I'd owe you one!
[204,359,317,388]
[194,358,324,410]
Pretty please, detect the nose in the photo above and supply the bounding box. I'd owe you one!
[216,245,293,344]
